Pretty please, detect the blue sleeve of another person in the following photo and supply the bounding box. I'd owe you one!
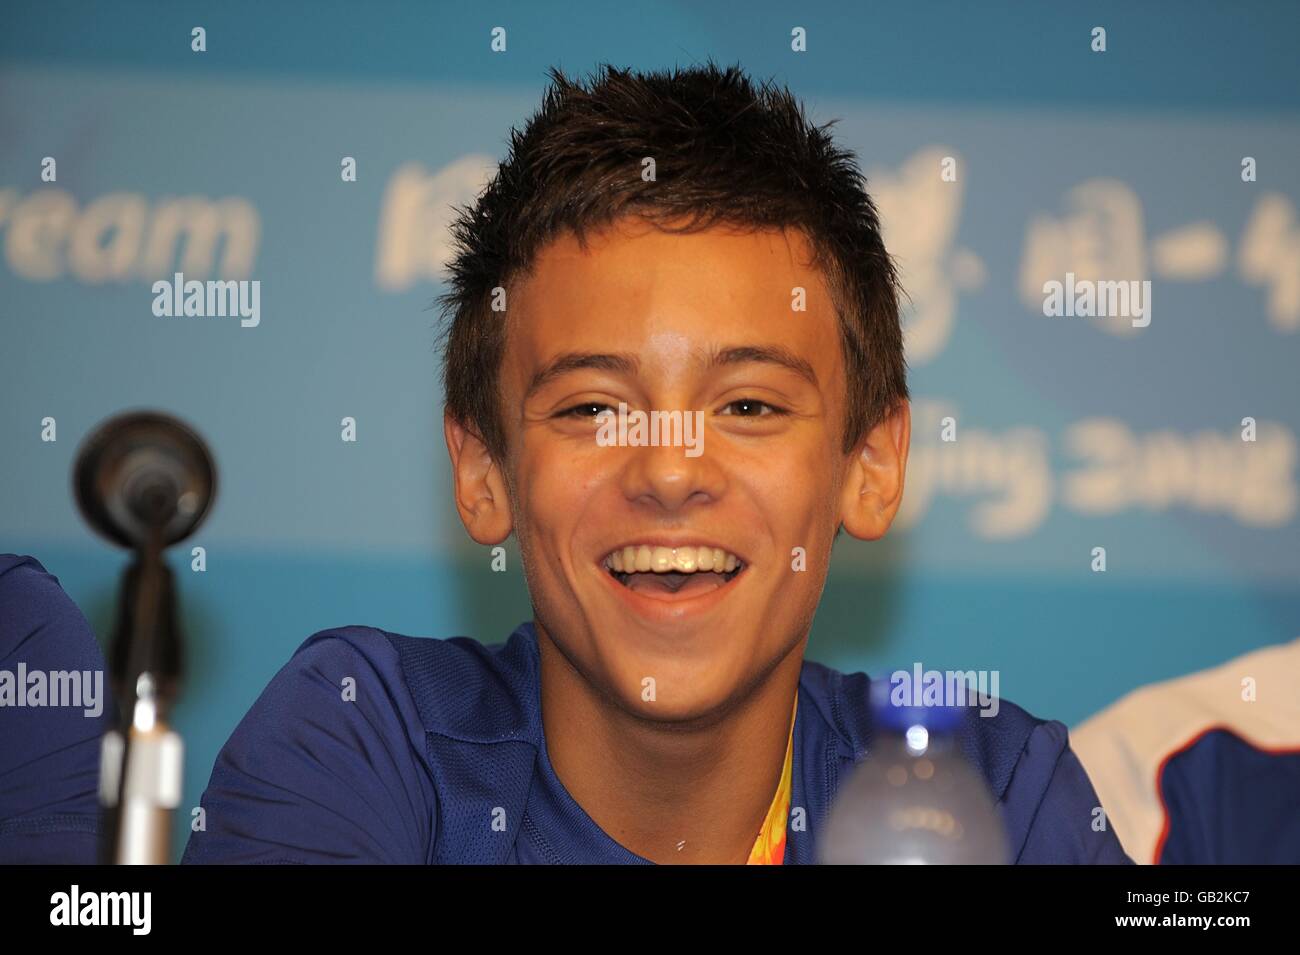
[182,627,438,864]
[0,554,116,864]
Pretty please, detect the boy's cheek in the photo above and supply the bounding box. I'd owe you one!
[526,440,616,491]
[518,447,599,507]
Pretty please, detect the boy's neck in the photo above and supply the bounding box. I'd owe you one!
[536,622,806,864]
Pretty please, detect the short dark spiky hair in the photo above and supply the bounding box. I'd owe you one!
[439,62,908,461]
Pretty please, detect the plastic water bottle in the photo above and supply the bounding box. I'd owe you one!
[818,679,1010,864]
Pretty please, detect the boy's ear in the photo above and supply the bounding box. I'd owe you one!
[444,413,514,545]
[839,400,911,541]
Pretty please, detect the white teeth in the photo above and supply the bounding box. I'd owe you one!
[605,545,743,575]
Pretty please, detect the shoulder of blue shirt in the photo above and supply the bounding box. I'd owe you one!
[182,622,1133,865]
[0,554,116,864]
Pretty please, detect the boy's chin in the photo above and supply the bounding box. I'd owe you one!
[603,668,753,726]
[622,697,735,726]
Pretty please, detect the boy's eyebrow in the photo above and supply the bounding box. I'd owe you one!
[707,345,818,386]
[524,346,819,398]
[525,351,640,399]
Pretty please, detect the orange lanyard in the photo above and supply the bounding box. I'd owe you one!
[746,690,797,865]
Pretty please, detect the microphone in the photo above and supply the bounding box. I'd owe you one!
[74,411,216,552]
[73,411,217,864]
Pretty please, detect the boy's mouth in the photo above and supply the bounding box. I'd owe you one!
[602,544,746,598]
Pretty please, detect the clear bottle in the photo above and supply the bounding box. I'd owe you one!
[818,679,1010,864]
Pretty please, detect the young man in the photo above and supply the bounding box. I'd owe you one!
[184,64,1129,865]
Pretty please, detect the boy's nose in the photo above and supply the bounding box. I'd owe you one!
[620,439,725,512]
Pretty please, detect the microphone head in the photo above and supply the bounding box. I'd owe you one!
[74,411,217,550]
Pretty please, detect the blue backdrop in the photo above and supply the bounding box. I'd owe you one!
[2,0,1298,860]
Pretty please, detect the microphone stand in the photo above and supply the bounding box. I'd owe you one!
[74,410,216,865]
[99,527,185,864]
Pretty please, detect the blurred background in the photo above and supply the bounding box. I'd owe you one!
[2,1,1298,861]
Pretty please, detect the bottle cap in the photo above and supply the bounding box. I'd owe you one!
[868,675,966,735]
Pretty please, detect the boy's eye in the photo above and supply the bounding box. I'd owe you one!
[557,400,787,418]
[558,402,615,419]
[719,399,784,417]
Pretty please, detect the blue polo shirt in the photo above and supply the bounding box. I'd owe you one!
[183,623,1131,864]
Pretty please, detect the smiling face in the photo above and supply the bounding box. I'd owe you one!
[446,215,910,723]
